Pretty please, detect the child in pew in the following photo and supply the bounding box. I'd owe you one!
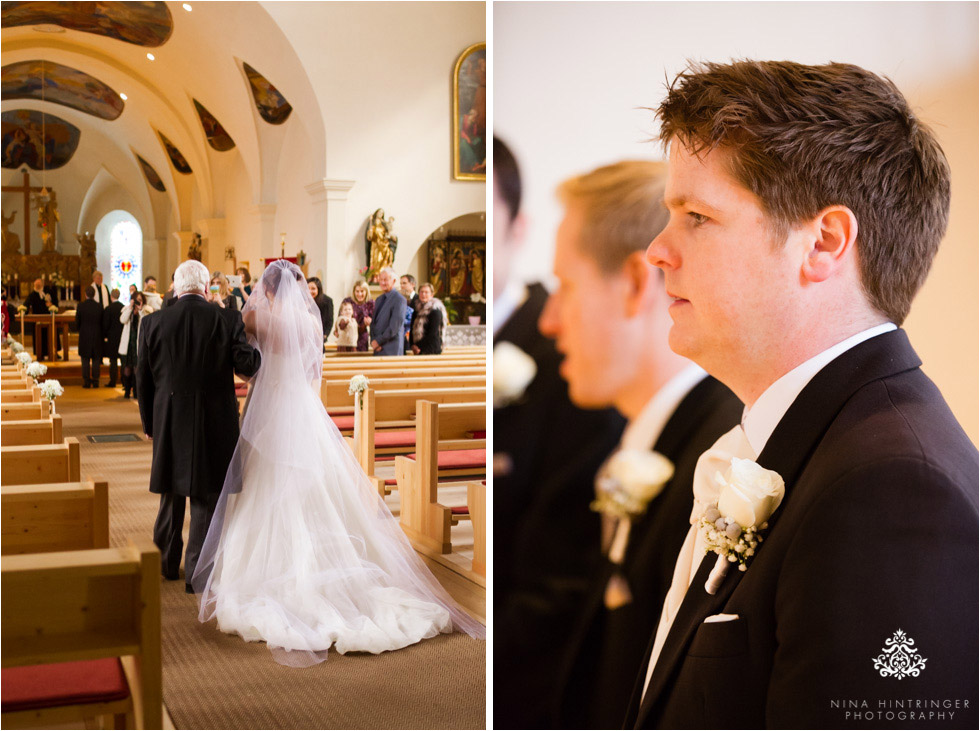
[333,300,359,352]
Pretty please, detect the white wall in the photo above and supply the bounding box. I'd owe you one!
[495,0,978,443]
[262,1,486,302]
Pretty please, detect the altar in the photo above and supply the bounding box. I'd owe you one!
[20,313,74,362]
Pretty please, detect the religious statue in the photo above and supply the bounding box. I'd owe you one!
[188,232,203,261]
[449,247,467,295]
[75,231,96,280]
[2,209,21,256]
[364,208,398,282]
[33,189,59,253]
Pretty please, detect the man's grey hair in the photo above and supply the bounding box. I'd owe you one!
[380,266,397,280]
[174,260,210,295]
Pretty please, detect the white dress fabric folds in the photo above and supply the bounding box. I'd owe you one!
[191,260,484,666]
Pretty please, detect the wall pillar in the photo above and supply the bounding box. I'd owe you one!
[172,230,196,262]
[304,178,354,301]
[251,204,277,269]
[196,218,227,273]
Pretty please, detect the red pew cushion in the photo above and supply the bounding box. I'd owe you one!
[405,448,486,470]
[2,658,129,712]
[374,430,415,448]
[450,506,469,515]
[331,415,356,430]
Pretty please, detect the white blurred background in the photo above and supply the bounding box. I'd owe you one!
[494,1,978,444]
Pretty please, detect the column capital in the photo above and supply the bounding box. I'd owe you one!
[305,179,356,204]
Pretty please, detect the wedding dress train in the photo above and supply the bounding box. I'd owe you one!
[191,261,484,666]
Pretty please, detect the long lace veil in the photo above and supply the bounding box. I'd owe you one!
[192,260,484,665]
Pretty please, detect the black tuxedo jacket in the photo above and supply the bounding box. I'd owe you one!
[102,300,124,352]
[136,296,261,499]
[555,376,742,729]
[627,330,978,729]
[74,298,104,358]
[494,282,627,729]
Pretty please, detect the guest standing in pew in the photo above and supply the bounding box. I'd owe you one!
[400,273,420,349]
[370,267,407,356]
[75,286,104,389]
[209,271,239,311]
[342,280,374,352]
[136,259,261,593]
[333,300,359,352]
[307,276,334,348]
[411,282,446,355]
[102,289,123,387]
[537,161,741,729]
[492,136,627,730]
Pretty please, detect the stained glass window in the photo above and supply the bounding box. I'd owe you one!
[110,220,142,303]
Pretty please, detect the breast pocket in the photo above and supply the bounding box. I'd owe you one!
[687,615,749,658]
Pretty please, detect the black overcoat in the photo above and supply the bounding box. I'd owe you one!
[136,295,261,498]
[102,300,124,353]
[74,298,104,358]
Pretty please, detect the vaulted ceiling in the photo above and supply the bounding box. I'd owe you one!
[1,1,325,237]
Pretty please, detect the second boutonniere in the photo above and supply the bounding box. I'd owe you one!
[700,457,784,594]
[592,449,675,609]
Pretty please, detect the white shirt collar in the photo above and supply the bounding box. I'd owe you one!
[492,280,528,336]
[620,364,708,451]
[742,322,897,456]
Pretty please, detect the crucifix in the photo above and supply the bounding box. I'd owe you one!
[1,169,43,255]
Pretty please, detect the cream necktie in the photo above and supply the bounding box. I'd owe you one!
[640,424,756,700]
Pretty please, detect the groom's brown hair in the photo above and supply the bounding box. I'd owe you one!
[656,59,950,325]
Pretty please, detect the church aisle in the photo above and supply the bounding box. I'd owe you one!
[57,386,486,729]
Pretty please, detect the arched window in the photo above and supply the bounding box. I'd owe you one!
[109,220,142,303]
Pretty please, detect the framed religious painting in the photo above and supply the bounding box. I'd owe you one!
[452,42,486,181]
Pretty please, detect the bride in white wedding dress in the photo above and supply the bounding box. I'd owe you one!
[191,260,485,666]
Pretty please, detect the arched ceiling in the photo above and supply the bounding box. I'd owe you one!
[1,1,325,236]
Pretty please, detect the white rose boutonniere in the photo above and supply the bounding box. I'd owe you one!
[592,449,675,609]
[700,457,784,594]
[492,341,536,408]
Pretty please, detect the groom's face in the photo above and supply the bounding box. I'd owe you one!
[646,143,803,374]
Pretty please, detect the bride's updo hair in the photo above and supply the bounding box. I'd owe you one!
[260,260,305,294]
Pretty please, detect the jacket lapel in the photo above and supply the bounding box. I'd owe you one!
[631,329,922,728]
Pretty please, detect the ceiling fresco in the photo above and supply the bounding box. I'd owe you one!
[0,1,173,47]
[157,131,192,174]
[193,100,235,151]
[2,109,81,170]
[135,153,166,192]
[2,60,125,121]
[243,62,293,125]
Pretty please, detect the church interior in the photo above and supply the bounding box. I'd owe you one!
[2,2,487,728]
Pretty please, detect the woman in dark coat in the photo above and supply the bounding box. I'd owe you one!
[341,279,375,352]
[411,282,445,355]
[119,291,145,398]
[306,277,334,343]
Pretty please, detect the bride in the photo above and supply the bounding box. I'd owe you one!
[191,260,484,665]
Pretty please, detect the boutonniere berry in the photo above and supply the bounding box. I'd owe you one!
[700,457,784,594]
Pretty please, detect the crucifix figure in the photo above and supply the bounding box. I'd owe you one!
[0,170,44,255]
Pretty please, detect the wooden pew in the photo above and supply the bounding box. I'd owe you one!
[1,539,162,729]
[354,387,485,494]
[322,374,485,410]
[1,480,109,555]
[1,376,33,390]
[0,385,41,404]
[1,415,64,446]
[467,481,486,578]
[394,400,486,554]
[0,439,81,486]
[1,402,50,422]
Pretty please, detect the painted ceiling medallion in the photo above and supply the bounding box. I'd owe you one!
[243,62,292,125]
[2,60,125,121]
[1,109,81,170]
[136,154,166,192]
[193,100,235,151]
[157,131,192,174]
[1,1,173,47]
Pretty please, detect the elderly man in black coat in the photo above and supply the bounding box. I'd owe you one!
[74,286,103,388]
[137,259,261,592]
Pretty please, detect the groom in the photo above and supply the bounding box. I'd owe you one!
[629,60,978,728]
[137,259,261,592]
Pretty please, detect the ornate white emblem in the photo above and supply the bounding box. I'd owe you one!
[873,629,927,679]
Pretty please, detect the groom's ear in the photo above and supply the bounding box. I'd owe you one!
[800,205,858,284]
